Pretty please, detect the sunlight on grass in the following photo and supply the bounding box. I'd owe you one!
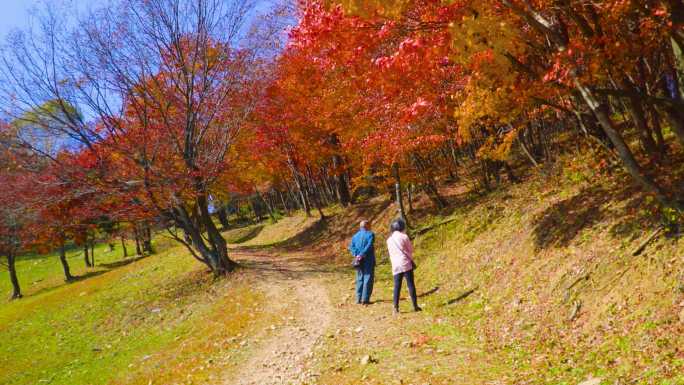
[0,239,273,385]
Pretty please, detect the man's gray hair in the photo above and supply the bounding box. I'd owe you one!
[359,220,369,229]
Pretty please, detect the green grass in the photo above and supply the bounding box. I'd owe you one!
[0,237,274,385]
[225,209,343,249]
[0,241,131,303]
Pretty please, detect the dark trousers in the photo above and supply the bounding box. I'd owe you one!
[393,270,418,310]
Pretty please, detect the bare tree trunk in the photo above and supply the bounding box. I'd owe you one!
[59,241,74,282]
[278,190,291,215]
[90,242,95,266]
[648,105,666,153]
[255,187,276,221]
[625,93,658,156]
[328,134,352,206]
[121,235,128,258]
[672,35,684,98]
[248,198,260,223]
[284,182,299,210]
[332,155,352,206]
[575,80,680,210]
[407,184,414,213]
[217,205,230,229]
[412,154,447,209]
[134,230,142,256]
[84,241,92,268]
[7,253,22,299]
[293,173,311,217]
[142,222,153,255]
[304,172,326,221]
[519,136,539,167]
[173,194,236,276]
[504,162,520,183]
[198,196,234,274]
[393,163,410,227]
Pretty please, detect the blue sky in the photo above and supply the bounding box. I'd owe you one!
[0,1,99,39]
[0,1,279,40]
[0,1,41,38]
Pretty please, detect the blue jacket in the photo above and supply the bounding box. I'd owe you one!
[349,229,376,267]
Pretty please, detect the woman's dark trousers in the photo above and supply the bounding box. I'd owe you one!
[393,270,418,310]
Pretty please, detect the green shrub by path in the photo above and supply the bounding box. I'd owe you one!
[0,240,273,385]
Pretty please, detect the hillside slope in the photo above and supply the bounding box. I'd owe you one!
[232,160,684,384]
[2,158,683,385]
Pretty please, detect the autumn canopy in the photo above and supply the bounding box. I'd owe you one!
[1,0,684,295]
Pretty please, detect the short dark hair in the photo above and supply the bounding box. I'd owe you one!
[390,218,406,232]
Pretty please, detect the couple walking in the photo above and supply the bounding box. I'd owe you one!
[349,219,421,313]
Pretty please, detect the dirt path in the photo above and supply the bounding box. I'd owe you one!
[225,251,335,385]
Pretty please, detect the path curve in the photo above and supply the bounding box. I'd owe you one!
[226,251,333,385]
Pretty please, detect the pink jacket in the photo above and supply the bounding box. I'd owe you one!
[386,231,414,275]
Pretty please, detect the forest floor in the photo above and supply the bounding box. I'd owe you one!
[220,155,684,385]
[3,155,684,384]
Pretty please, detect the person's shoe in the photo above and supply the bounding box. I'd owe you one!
[413,306,423,312]
[393,307,400,315]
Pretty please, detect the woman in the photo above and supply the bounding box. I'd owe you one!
[386,219,422,313]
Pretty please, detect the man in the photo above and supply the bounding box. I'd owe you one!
[349,220,375,305]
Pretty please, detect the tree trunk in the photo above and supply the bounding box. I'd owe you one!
[575,80,680,210]
[647,105,667,153]
[7,253,22,299]
[197,195,235,274]
[332,155,352,207]
[255,187,276,221]
[293,173,311,217]
[304,170,326,221]
[672,36,684,99]
[519,134,539,167]
[59,242,74,282]
[90,242,95,266]
[625,93,658,156]
[235,201,246,222]
[424,181,447,208]
[248,198,260,223]
[412,154,447,209]
[84,242,92,267]
[284,182,300,210]
[173,195,236,276]
[328,134,352,206]
[393,163,410,227]
[504,162,520,183]
[217,205,230,229]
[278,190,291,215]
[134,229,142,256]
[142,223,153,255]
[121,235,128,258]
[407,184,414,213]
